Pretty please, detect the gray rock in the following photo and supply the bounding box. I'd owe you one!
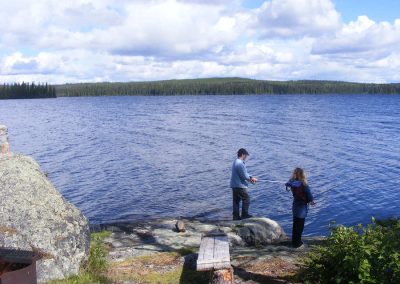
[0,154,90,283]
[233,217,286,246]
[103,217,286,263]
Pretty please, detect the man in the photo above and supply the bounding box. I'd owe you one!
[230,148,257,220]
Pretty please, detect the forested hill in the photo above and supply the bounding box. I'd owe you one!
[0,82,56,100]
[56,78,400,97]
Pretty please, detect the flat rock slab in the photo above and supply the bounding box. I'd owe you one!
[98,217,286,263]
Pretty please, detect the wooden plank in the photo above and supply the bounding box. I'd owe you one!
[213,235,230,270]
[197,234,231,271]
[197,236,216,271]
[202,237,215,261]
[197,237,208,261]
[213,235,229,261]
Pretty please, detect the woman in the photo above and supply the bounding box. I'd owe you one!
[285,168,316,248]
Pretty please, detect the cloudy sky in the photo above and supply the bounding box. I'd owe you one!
[0,0,399,84]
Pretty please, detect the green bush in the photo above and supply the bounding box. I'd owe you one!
[301,218,400,284]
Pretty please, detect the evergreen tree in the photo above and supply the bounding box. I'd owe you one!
[0,82,57,100]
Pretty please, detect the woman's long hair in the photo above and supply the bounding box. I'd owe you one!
[291,167,308,186]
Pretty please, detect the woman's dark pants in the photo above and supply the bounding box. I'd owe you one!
[292,217,305,247]
[232,187,250,219]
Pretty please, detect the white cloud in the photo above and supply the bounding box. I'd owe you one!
[252,0,341,38]
[88,1,241,56]
[0,0,399,84]
[312,16,400,55]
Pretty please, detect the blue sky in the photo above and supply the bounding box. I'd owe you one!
[243,0,400,22]
[334,0,400,22]
[0,0,399,83]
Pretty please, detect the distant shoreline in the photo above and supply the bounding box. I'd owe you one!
[55,77,400,97]
[1,77,399,100]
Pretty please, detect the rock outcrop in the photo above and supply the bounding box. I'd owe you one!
[0,154,90,283]
[99,217,286,262]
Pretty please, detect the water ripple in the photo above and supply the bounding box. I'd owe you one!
[1,94,399,235]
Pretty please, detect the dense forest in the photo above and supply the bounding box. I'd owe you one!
[1,78,399,99]
[56,78,400,97]
[0,82,56,100]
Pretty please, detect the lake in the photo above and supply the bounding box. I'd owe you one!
[1,94,399,236]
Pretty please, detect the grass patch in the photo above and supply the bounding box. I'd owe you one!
[46,230,112,284]
[107,251,209,284]
[46,231,207,284]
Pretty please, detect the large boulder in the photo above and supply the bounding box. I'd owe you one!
[0,154,90,283]
[233,218,286,246]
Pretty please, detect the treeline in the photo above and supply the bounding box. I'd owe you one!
[0,82,56,100]
[55,77,400,97]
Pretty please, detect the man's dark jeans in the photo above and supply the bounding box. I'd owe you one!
[232,187,250,218]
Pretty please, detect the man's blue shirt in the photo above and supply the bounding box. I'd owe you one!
[230,158,252,189]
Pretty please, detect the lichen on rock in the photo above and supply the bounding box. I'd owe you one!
[0,154,90,283]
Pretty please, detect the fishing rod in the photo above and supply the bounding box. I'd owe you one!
[258,179,286,184]
[255,179,287,184]
[256,178,331,197]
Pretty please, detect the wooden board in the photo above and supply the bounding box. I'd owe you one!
[197,234,231,271]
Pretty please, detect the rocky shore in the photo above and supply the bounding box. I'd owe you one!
[0,153,325,283]
[95,218,325,283]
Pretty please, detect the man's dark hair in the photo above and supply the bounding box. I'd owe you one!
[237,148,249,157]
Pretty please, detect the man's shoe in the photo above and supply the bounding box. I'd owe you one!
[233,216,241,221]
[241,214,253,219]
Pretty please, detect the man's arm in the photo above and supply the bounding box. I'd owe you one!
[238,162,257,183]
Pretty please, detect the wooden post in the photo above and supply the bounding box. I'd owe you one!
[211,267,234,284]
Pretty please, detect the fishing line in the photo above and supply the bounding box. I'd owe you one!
[257,179,287,184]
[257,178,332,198]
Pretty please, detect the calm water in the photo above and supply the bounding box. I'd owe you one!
[1,95,399,235]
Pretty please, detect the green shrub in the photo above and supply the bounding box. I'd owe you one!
[301,218,400,284]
